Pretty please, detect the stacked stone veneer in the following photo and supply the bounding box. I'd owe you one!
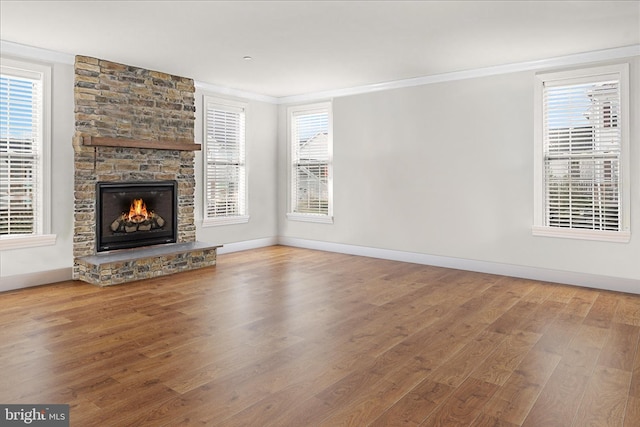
[75,244,219,286]
[72,55,215,285]
[74,56,195,142]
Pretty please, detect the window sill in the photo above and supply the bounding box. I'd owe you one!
[287,213,334,224]
[202,215,250,227]
[0,234,57,251]
[532,226,630,243]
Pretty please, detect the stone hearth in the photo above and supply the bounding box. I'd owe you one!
[76,242,220,286]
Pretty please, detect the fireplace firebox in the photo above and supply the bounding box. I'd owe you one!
[96,181,177,252]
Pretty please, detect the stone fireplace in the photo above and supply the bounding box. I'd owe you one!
[72,56,219,286]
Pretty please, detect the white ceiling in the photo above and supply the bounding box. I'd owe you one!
[1,1,638,98]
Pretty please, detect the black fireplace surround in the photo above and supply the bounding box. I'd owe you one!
[96,181,178,252]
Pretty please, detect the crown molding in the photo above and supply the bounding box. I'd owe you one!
[0,40,75,65]
[2,39,638,105]
[277,45,640,104]
[194,80,278,104]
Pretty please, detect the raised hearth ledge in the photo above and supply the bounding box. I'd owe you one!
[76,242,222,286]
[79,241,221,265]
[82,136,201,151]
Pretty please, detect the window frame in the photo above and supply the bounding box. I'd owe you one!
[0,57,55,250]
[287,101,334,224]
[532,63,630,243]
[201,95,249,227]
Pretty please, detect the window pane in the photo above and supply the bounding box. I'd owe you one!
[542,76,622,232]
[0,73,41,235]
[295,163,329,214]
[204,99,246,220]
[291,105,331,216]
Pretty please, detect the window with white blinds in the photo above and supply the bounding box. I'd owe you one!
[1,61,50,242]
[533,64,630,242]
[288,102,333,223]
[202,96,248,226]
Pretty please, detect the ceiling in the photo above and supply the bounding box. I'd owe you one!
[1,1,638,98]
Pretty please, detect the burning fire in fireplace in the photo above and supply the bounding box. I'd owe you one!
[127,198,149,222]
[110,198,166,233]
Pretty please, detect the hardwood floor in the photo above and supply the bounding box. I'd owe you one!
[1,245,639,426]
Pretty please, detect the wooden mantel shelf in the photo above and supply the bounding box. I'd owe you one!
[82,136,201,151]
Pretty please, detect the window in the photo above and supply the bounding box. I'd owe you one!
[533,64,630,242]
[288,102,333,223]
[0,58,54,249]
[202,95,248,226]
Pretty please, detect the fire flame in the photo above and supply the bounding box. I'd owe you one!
[127,198,149,222]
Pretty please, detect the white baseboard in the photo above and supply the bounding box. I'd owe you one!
[216,237,279,255]
[3,238,638,294]
[0,268,73,293]
[278,237,640,295]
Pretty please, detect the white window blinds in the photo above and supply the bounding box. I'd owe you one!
[543,75,621,231]
[534,63,630,242]
[203,97,247,224]
[0,68,43,235]
[290,104,332,217]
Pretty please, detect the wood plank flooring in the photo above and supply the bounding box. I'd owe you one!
[1,245,639,426]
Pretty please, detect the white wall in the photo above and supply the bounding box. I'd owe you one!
[278,57,640,287]
[2,46,638,292]
[0,59,75,288]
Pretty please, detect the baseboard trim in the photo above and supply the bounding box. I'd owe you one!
[0,268,73,293]
[216,237,279,255]
[277,237,640,295]
[3,238,637,294]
